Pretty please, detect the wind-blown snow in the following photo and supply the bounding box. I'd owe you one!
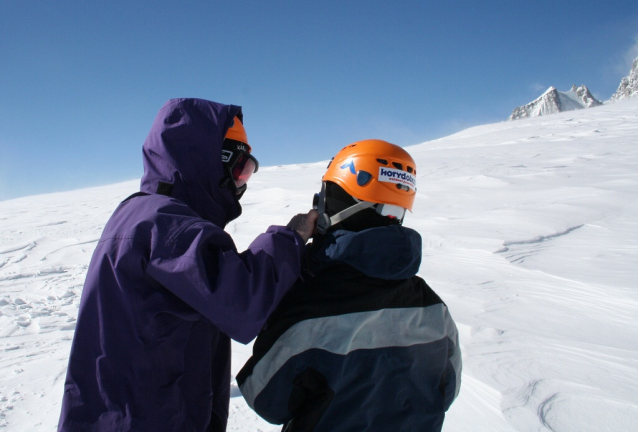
[1,99,638,431]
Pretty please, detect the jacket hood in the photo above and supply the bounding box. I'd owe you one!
[140,98,243,227]
[311,225,422,280]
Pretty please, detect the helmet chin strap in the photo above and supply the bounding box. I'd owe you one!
[314,182,375,234]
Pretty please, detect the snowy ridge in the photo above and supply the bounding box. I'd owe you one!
[2,99,638,431]
[609,57,638,102]
[508,85,602,120]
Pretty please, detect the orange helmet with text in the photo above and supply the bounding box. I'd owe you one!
[322,139,417,211]
[225,116,250,150]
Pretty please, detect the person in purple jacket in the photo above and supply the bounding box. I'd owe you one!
[57,98,317,432]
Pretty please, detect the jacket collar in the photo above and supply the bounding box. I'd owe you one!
[309,225,422,280]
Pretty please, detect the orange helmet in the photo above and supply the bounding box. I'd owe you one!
[314,139,417,233]
[225,116,250,150]
[323,139,417,211]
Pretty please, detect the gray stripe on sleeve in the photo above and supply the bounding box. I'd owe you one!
[444,306,462,398]
[240,304,452,409]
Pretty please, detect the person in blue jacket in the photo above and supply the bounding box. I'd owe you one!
[57,98,317,432]
[237,139,462,431]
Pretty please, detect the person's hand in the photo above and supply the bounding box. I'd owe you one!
[286,210,319,243]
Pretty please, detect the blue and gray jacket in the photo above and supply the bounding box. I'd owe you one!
[237,226,462,431]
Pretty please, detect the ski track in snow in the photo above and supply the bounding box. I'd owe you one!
[1,100,638,431]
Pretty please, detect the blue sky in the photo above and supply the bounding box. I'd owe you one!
[1,1,638,201]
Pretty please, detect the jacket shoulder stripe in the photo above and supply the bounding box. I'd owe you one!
[240,304,455,408]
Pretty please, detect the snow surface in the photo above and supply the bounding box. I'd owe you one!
[1,99,638,431]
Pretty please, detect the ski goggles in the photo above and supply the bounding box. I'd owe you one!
[222,140,259,189]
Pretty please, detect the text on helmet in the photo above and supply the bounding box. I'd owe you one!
[378,167,417,190]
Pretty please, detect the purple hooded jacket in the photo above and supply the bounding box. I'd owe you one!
[58,99,306,431]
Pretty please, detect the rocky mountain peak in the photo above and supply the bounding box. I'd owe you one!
[609,56,638,102]
[508,85,601,121]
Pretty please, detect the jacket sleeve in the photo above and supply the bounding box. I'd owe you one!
[443,306,462,410]
[146,218,306,343]
[236,328,314,426]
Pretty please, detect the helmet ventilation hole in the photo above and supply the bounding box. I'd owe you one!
[357,170,373,186]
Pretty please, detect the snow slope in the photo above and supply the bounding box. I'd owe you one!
[1,98,638,431]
